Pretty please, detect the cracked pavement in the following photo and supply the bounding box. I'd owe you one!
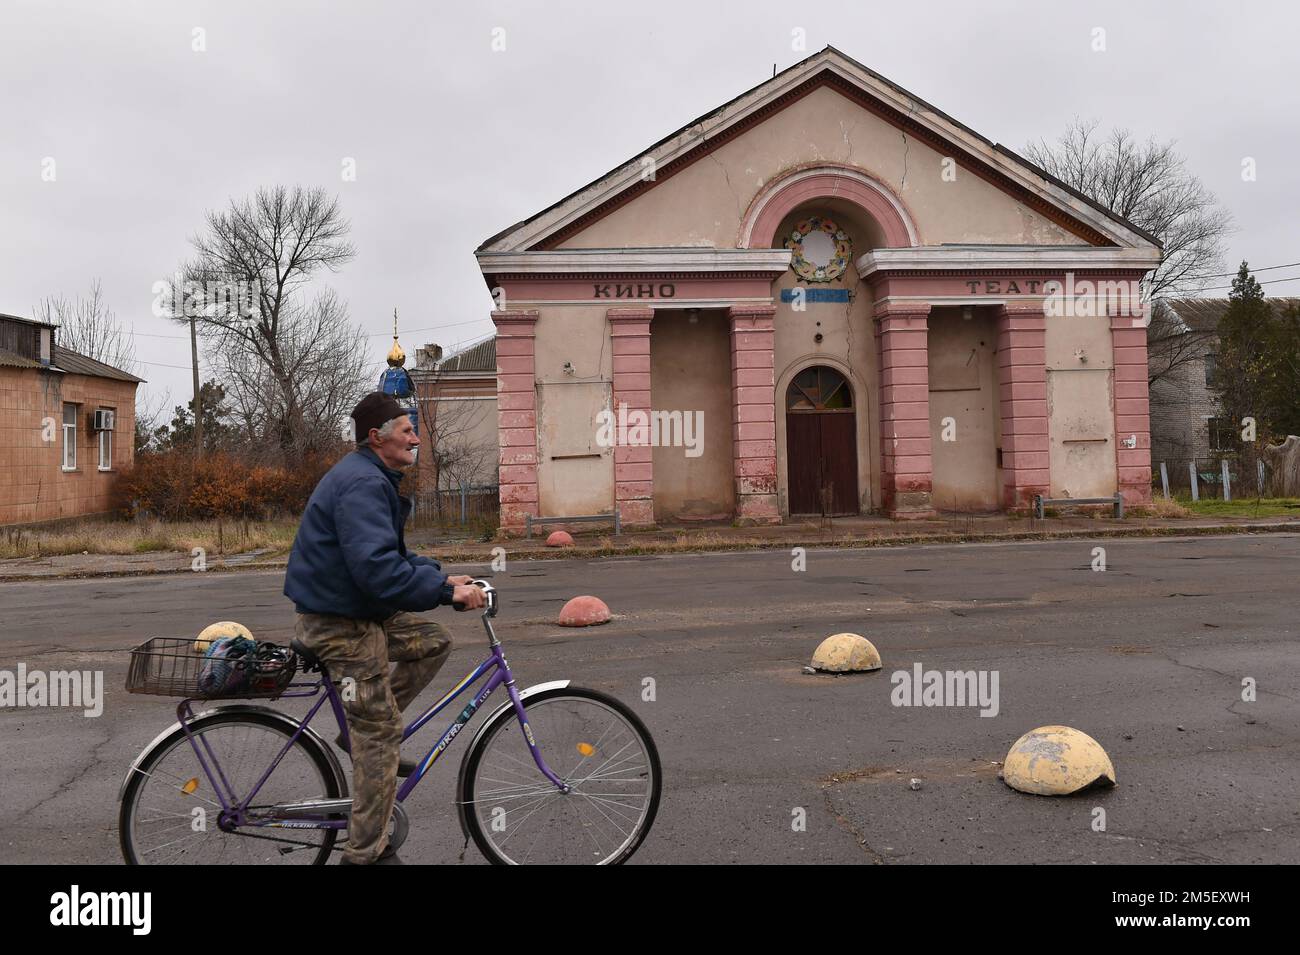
[1,532,1297,863]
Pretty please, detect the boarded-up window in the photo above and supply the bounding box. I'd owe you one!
[536,381,614,516]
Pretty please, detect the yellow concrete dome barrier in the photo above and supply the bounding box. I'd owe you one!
[810,633,881,673]
[194,621,254,653]
[1003,725,1116,795]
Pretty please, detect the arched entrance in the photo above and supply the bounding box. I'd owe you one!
[786,366,858,515]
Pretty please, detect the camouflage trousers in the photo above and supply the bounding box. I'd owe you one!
[294,610,452,864]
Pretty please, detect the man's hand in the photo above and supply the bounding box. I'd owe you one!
[447,575,475,586]
[452,583,486,610]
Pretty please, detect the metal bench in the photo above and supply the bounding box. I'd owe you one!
[1033,493,1124,520]
[525,510,622,538]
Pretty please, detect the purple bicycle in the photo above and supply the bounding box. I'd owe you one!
[118,580,661,864]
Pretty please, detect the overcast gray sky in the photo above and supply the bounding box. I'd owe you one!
[3,0,1296,408]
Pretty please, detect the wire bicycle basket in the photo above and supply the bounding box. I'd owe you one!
[126,637,299,700]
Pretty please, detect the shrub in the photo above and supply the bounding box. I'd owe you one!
[114,450,341,520]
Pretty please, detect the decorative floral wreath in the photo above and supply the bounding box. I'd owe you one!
[785,217,852,283]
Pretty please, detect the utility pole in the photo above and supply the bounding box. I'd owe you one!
[190,314,203,457]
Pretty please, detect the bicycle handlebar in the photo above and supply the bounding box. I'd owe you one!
[452,578,497,617]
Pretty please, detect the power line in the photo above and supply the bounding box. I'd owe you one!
[1203,260,1300,278]
[364,319,489,338]
[1199,273,1300,292]
[134,358,200,370]
[128,331,190,339]
[125,317,491,342]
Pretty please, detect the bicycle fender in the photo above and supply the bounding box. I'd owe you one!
[117,703,347,801]
[518,679,571,700]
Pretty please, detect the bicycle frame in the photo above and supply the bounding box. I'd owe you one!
[172,585,569,832]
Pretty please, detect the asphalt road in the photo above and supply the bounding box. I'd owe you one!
[2,533,1298,864]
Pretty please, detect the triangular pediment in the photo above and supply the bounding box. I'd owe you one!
[479,47,1160,256]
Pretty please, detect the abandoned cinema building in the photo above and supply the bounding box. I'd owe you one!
[474,47,1161,533]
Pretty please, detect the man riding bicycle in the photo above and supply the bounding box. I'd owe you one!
[284,392,485,865]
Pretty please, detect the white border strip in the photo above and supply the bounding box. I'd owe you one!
[478,248,792,274]
[856,247,1161,275]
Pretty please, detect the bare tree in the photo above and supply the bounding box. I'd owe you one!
[172,185,360,455]
[132,388,171,454]
[429,399,496,492]
[1145,301,1216,388]
[1025,119,1234,386]
[415,350,499,519]
[34,279,137,373]
[213,287,374,460]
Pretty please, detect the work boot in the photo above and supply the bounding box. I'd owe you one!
[335,732,418,778]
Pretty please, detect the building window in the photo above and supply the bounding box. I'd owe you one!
[786,366,853,411]
[1204,352,1217,388]
[62,403,78,470]
[98,418,112,470]
[1208,417,1237,452]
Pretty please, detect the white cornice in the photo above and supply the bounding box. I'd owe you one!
[477,248,793,275]
[856,247,1163,276]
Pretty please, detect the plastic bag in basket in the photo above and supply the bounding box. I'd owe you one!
[198,635,256,695]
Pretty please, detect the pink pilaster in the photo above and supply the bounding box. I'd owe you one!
[492,310,539,533]
[996,303,1050,511]
[727,304,780,523]
[1111,310,1153,506]
[608,307,656,528]
[875,301,935,518]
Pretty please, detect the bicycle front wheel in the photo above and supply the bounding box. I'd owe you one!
[458,687,661,865]
[119,709,346,865]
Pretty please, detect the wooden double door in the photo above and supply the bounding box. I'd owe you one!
[786,366,859,515]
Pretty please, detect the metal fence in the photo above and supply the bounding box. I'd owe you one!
[1154,456,1269,500]
[416,484,499,526]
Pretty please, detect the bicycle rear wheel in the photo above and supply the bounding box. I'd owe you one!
[457,687,661,865]
[119,709,346,865]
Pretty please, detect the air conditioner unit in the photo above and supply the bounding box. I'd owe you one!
[93,409,115,431]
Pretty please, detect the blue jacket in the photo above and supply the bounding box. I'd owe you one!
[284,447,454,620]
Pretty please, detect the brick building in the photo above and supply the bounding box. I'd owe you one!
[0,312,142,525]
[1148,297,1299,483]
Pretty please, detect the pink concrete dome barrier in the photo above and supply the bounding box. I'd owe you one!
[558,595,611,627]
[545,530,574,547]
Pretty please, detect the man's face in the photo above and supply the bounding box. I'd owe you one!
[371,415,419,469]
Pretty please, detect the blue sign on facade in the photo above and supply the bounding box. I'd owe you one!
[780,288,851,303]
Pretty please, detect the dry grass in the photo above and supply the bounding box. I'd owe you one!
[0,517,300,559]
[1132,497,1192,518]
[673,532,731,548]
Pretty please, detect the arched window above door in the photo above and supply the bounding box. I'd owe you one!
[786,366,852,411]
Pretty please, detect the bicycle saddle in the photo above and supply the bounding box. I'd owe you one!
[289,639,324,672]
